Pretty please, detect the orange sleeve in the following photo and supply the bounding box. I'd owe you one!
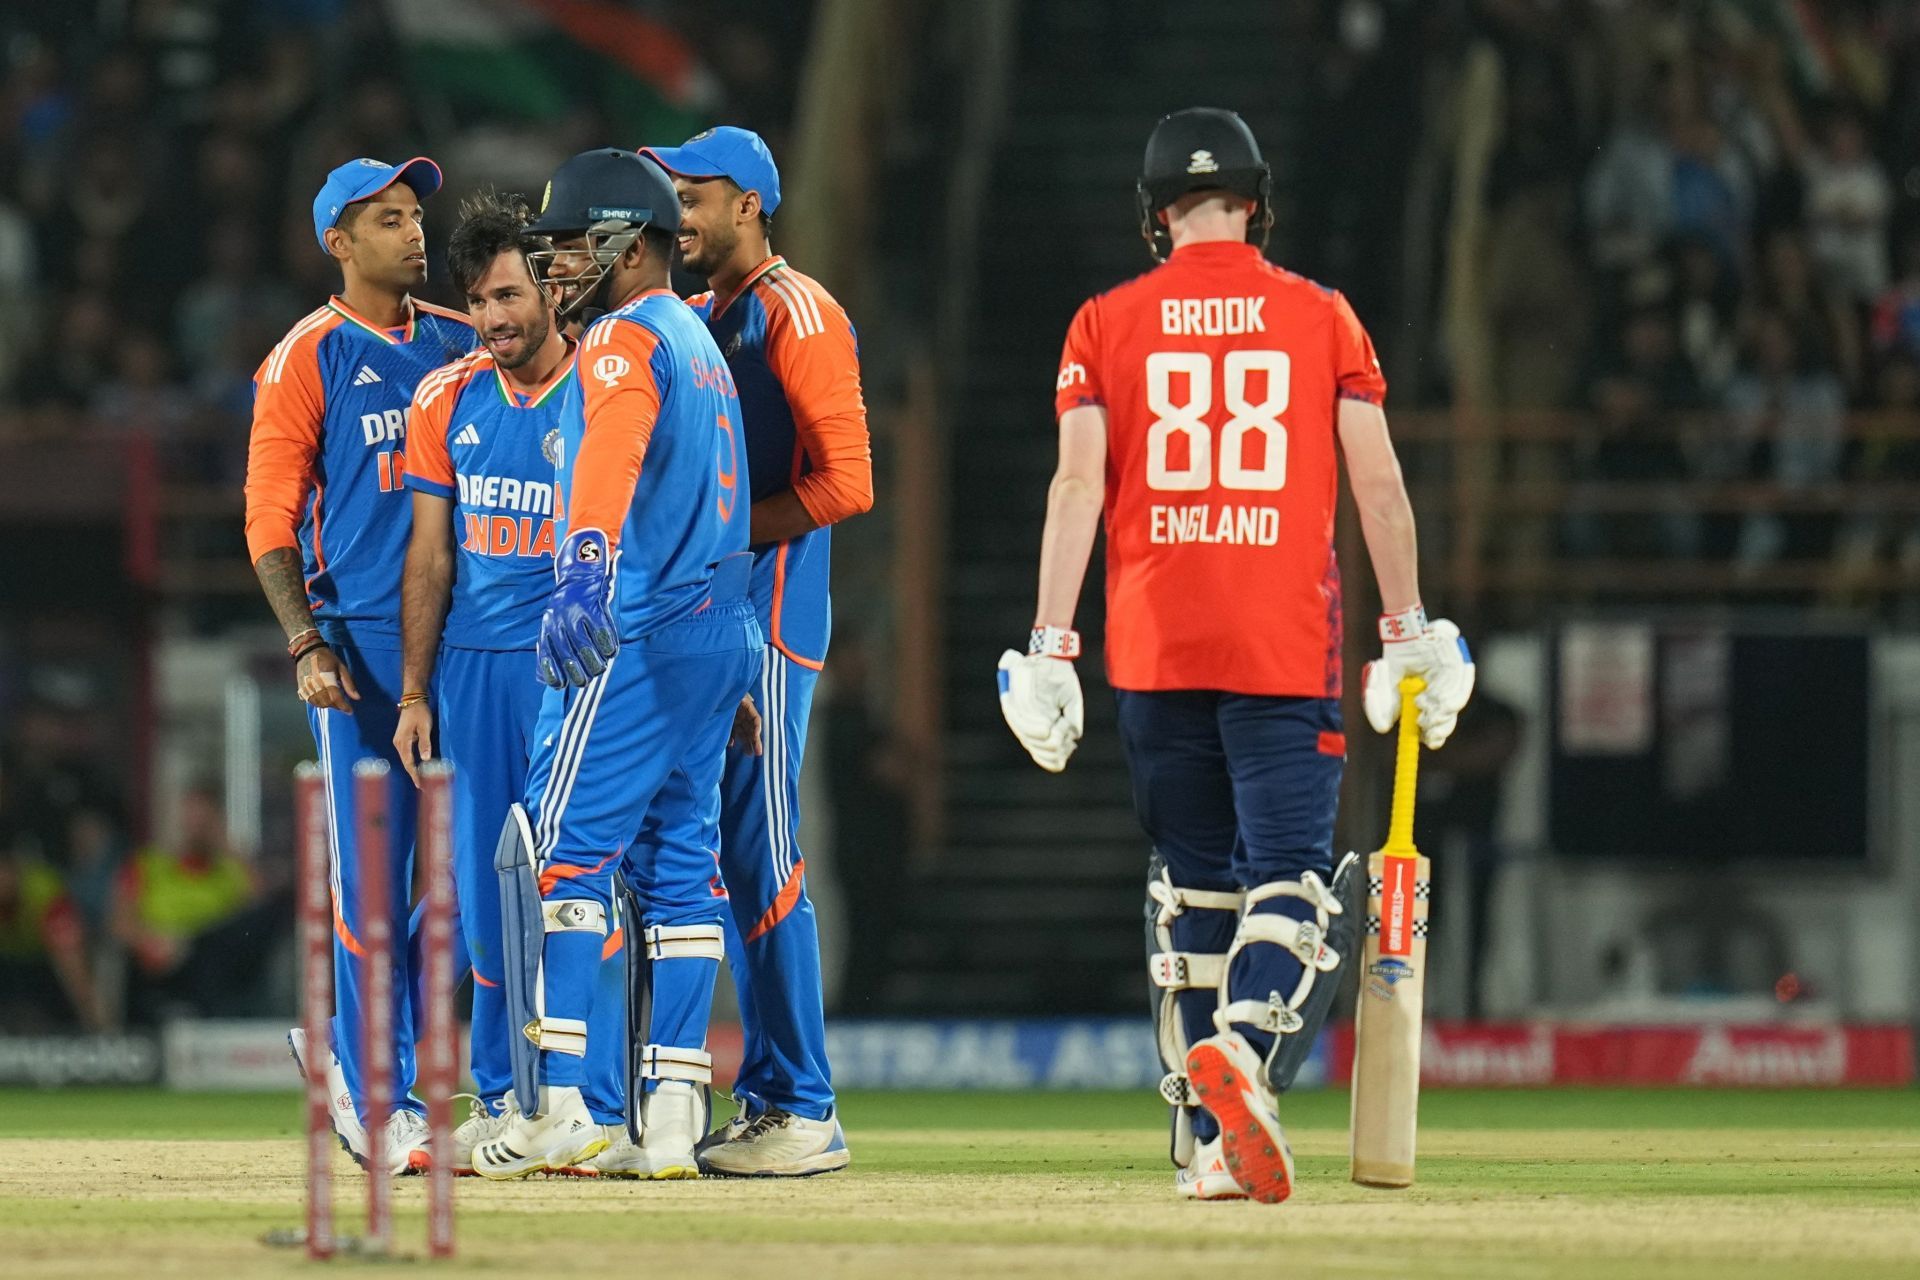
[243,330,327,561]
[402,358,472,496]
[1053,296,1105,418]
[762,280,873,526]
[1332,291,1387,406]
[568,319,663,546]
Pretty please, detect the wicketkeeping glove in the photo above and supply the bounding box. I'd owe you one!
[537,529,619,689]
[1362,606,1475,748]
[997,630,1085,773]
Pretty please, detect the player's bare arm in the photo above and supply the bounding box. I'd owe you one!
[394,490,455,785]
[253,548,360,714]
[1033,405,1108,628]
[1337,397,1420,614]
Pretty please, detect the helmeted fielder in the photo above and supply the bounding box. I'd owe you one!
[471,148,762,1180]
[641,126,873,1176]
[998,108,1474,1203]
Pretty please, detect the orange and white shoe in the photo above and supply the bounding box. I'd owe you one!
[1185,1032,1295,1204]
[1174,1135,1248,1201]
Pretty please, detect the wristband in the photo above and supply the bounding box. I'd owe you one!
[397,692,429,710]
[1377,605,1428,643]
[285,627,321,658]
[1028,626,1082,659]
[289,635,329,664]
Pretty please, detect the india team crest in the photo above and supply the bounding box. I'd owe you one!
[541,428,563,467]
[540,180,552,214]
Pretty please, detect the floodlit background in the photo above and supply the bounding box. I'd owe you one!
[1,0,1916,1091]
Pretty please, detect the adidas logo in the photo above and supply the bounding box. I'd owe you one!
[353,366,382,386]
[454,423,482,447]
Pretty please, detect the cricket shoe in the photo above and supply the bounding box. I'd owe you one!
[699,1105,850,1177]
[1185,1032,1294,1204]
[552,1125,626,1177]
[1175,1136,1249,1201]
[471,1086,608,1180]
[287,1028,367,1163]
[384,1109,433,1176]
[451,1096,513,1177]
[589,1083,708,1179]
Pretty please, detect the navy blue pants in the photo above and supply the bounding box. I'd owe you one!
[1116,689,1344,1138]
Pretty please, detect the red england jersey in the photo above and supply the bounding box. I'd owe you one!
[1053,240,1386,697]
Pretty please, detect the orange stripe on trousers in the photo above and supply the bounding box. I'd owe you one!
[745,858,806,943]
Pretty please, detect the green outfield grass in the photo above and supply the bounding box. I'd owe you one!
[2,1087,1917,1278]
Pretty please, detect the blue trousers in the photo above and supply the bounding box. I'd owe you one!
[436,645,627,1123]
[1115,690,1344,1137]
[307,631,422,1121]
[523,603,762,1089]
[719,648,835,1122]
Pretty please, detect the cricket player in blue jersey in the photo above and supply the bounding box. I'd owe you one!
[390,191,627,1174]
[246,155,472,1173]
[471,148,762,1181]
[643,127,871,1176]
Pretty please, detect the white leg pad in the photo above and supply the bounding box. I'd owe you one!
[637,1043,713,1086]
[644,923,725,961]
[543,899,608,934]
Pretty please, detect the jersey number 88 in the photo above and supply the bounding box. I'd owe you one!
[1143,349,1289,492]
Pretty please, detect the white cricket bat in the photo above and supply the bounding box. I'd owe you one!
[1350,675,1431,1189]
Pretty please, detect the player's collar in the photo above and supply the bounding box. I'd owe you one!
[711,255,785,322]
[494,336,577,409]
[1169,240,1262,262]
[328,294,416,344]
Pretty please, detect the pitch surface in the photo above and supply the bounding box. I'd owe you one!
[1,1089,1916,1277]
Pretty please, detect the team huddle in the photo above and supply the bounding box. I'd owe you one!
[244,103,1472,1205]
[244,128,869,1180]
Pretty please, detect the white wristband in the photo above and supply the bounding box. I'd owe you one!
[1378,605,1427,643]
[1028,626,1082,659]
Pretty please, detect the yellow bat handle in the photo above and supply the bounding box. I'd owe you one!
[1382,675,1424,857]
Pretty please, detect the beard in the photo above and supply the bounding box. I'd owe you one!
[680,222,737,278]
[492,312,551,370]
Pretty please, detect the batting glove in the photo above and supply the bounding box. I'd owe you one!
[1361,606,1475,748]
[998,627,1085,773]
[538,529,619,689]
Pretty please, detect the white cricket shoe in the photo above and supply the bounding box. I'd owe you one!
[451,1097,512,1176]
[552,1124,626,1177]
[1185,1032,1295,1204]
[471,1086,608,1180]
[385,1109,433,1176]
[699,1105,850,1177]
[589,1083,707,1179]
[287,1028,367,1163]
[1175,1135,1249,1201]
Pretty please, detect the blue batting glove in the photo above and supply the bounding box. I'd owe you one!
[537,529,619,689]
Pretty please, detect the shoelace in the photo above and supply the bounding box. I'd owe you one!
[734,1108,793,1142]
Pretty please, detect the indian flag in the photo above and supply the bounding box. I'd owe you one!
[387,0,721,140]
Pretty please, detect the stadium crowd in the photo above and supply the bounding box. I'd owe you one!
[1475,0,1920,579]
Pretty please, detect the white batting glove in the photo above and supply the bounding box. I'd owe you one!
[1361,607,1475,749]
[998,627,1084,772]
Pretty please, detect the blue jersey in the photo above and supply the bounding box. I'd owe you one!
[403,346,575,651]
[688,257,871,670]
[245,296,475,642]
[557,290,750,639]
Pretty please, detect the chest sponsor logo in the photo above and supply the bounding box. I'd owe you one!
[454,423,481,447]
[352,365,382,385]
[1056,361,1088,391]
[593,353,631,386]
[456,463,562,563]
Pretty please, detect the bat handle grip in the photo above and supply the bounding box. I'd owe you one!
[1384,675,1425,855]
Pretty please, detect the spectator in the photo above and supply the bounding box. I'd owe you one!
[1722,310,1847,571]
[1799,104,1895,304]
[0,844,106,1031]
[90,329,197,438]
[111,785,279,1022]
[1869,225,1920,361]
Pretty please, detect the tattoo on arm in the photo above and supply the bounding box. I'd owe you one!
[400,533,454,693]
[253,548,317,641]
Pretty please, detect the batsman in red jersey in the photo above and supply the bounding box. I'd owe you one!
[998,108,1475,1204]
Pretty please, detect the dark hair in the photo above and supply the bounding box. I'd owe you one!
[447,189,542,297]
[639,223,675,264]
[723,178,775,239]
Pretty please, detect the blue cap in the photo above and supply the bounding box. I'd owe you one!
[640,126,781,216]
[312,156,444,254]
